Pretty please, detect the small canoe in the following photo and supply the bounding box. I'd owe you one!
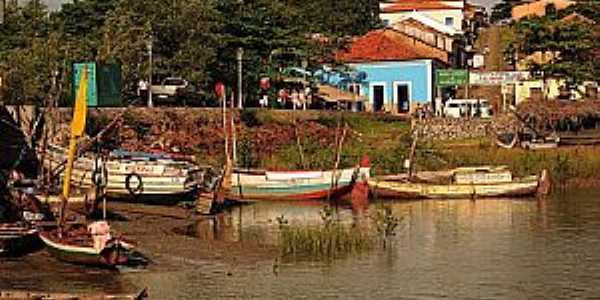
[370,168,550,199]
[39,222,136,268]
[227,166,371,201]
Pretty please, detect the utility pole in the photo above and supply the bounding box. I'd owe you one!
[236,0,244,109]
[147,35,154,108]
[237,47,243,109]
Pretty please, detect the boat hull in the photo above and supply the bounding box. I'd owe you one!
[226,167,368,201]
[41,145,199,200]
[0,226,41,257]
[39,231,132,268]
[369,176,541,199]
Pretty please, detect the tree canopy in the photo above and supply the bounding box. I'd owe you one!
[512,2,599,86]
[0,0,380,105]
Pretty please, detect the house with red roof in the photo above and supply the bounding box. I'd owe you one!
[321,28,449,114]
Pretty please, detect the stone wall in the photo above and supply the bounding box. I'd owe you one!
[414,115,518,141]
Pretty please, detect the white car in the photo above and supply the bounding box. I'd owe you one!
[150,77,189,100]
[444,99,492,118]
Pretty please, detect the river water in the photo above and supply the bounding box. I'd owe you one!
[2,190,600,299]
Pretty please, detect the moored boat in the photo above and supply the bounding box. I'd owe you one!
[0,223,40,257]
[227,166,370,201]
[39,68,144,268]
[41,145,203,200]
[224,155,371,202]
[369,166,550,199]
[39,222,136,267]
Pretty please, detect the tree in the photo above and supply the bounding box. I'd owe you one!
[490,0,522,23]
[0,1,61,105]
[514,15,598,87]
[98,0,221,99]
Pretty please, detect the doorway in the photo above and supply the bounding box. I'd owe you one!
[372,85,385,112]
[395,84,410,113]
[393,82,411,114]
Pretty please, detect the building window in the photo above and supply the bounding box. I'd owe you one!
[349,84,361,95]
[445,17,454,26]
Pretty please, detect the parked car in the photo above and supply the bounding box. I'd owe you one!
[150,77,191,104]
[444,99,492,118]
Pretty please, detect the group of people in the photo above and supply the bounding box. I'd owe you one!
[275,87,313,109]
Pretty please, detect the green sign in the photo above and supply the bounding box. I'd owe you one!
[73,62,98,106]
[436,69,468,86]
[96,64,122,106]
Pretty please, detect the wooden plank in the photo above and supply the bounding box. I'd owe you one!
[0,287,147,300]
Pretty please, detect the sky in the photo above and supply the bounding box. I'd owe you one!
[474,0,501,9]
[38,0,501,11]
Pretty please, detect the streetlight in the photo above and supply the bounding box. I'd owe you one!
[237,0,243,109]
[147,35,154,108]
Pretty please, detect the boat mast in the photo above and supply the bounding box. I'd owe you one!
[59,67,89,229]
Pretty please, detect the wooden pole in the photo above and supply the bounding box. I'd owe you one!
[230,92,237,165]
[222,91,229,164]
[407,131,418,179]
[328,121,348,201]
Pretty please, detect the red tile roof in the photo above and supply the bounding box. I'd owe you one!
[336,29,448,63]
[382,1,457,13]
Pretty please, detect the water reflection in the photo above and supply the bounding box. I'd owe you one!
[3,191,600,299]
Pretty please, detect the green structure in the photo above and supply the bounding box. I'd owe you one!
[72,62,122,107]
[436,69,468,87]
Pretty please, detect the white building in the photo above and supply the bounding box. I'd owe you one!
[380,0,465,32]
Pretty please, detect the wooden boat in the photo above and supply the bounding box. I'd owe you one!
[39,68,143,268]
[369,166,550,199]
[0,288,147,300]
[226,163,370,201]
[0,223,40,257]
[41,145,203,200]
[39,223,135,267]
[558,134,600,146]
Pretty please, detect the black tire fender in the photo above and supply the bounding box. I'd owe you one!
[125,173,143,196]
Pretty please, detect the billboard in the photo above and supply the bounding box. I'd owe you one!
[72,62,122,106]
[470,71,530,85]
[73,63,98,106]
[436,69,468,86]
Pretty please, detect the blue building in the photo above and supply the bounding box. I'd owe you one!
[325,28,449,114]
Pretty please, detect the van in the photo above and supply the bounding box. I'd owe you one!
[443,99,492,118]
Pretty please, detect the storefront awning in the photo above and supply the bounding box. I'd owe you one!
[317,84,367,103]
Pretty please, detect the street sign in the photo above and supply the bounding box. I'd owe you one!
[436,69,468,86]
[73,63,97,106]
[470,71,530,85]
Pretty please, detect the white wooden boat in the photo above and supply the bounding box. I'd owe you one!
[39,68,144,268]
[39,222,137,268]
[41,144,203,199]
[227,166,371,201]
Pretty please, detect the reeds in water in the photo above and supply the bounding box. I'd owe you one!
[277,206,403,259]
[277,206,373,258]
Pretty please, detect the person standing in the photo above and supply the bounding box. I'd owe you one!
[138,79,148,102]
